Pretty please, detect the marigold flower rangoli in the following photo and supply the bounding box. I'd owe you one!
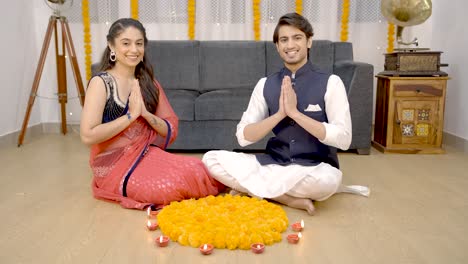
[157,194,289,250]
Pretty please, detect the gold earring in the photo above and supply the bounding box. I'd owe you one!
[110,51,116,62]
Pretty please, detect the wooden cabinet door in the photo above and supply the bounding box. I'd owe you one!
[392,99,439,146]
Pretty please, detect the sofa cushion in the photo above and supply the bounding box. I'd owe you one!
[199,41,265,91]
[333,42,354,62]
[309,40,334,73]
[265,41,283,76]
[146,41,199,91]
[266,40,334,75]
[195,89,253,121]
[164,89,199,121]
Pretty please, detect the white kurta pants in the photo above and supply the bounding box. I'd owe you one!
[202,150,369,201]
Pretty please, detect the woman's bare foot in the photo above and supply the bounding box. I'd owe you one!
[271,195,315,215]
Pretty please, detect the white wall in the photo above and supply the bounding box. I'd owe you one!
[0,0,40,136]
[431,0,468,141]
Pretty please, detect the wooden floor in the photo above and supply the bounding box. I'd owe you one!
[1,133,467,264]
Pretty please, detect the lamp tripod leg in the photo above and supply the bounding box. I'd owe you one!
[17,16,56,147]
[55,16,67,135]
[61,17,85,107]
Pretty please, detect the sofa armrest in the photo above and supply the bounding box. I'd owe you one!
[334,61,374,154]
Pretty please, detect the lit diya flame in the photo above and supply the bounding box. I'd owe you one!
[199,243,214,255]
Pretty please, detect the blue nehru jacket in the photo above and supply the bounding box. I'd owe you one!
[255,62,340,169]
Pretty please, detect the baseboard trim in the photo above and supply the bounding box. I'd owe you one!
[443,132,468,153]
[0,123,80,148]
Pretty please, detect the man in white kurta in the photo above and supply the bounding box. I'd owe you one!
[202,13,369,215]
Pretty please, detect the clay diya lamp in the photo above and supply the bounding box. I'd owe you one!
[251,243,265,254]
[199,243,214,255]
[146,220,158,231]
[287,233,301,244]
[291,220,304,232]
[155,235,169,247]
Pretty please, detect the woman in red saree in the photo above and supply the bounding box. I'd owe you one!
[80,18,223,210]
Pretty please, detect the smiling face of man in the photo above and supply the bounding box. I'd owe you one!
[275,24,312,73]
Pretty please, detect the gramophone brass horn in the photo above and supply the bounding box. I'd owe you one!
[381,0,432,46]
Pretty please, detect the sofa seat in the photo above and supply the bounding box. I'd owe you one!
[164,90,198,121]
[195,89,253,121]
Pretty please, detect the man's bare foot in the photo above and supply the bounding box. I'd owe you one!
[290,198,315,215]
[271,195,315,215]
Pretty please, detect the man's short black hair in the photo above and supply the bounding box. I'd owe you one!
[273,13,314,43]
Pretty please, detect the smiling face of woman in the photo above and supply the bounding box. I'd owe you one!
[109,26,145,68]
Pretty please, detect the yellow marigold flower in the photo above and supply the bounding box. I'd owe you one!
[225,233,239,250]
[188,233,201,248]
[261,232,274,245]
[238,236,252,250]
[249,233,263,244]
[272,232,282,242]
[178,234,189,246]
[213,232,226,249]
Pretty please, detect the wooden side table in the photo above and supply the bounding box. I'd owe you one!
[372,75,449,154]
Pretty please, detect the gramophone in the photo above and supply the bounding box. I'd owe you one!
[380,0,448,76]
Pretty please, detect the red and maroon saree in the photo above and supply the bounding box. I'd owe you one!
[89,80,223,209]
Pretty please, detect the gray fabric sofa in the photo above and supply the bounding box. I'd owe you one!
[94,40,373,154]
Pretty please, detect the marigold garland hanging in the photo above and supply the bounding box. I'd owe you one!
[252,0,261,41]
[340,0,350,42]
[387,23,395,53]
[81,0,91,81]
[295,0,303,15]
[130,0,139,20]
[157,194,289,250]
[187,0,196,40]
